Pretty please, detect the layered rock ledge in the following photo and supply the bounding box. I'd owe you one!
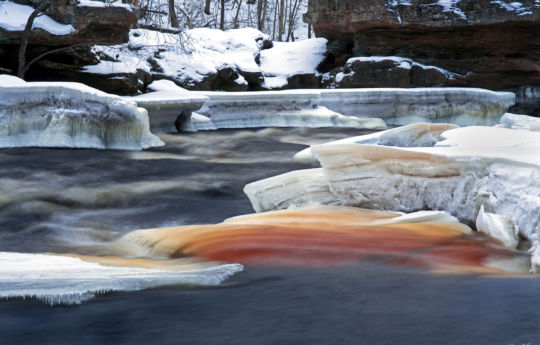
[305,0,540,113]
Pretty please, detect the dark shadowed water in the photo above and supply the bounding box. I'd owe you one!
[0,128,538,345]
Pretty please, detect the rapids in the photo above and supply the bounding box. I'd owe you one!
[1,128,540,344]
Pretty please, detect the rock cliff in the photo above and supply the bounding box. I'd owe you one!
[305,0,540,103]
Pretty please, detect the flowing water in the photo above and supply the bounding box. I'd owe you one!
[1,128,539,345]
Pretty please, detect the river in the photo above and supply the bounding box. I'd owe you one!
[0,128,538,345]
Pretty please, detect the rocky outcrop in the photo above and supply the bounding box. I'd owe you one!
[305,0,540,113]
[0,0,137,46]
[322,56,462,88]
[0,1,137,93]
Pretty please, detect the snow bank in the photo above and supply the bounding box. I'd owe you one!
[260,38,327,89]
[0,252,242,305]
[88,28,266,88]
[0,76,163,149]
[0,1,75,35]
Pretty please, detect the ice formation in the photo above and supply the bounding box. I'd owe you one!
[476,205,520,249]
[500,113,540,131]
[245,125,540,268]
[244,168,341,213]
[0,252,242,305]
[0,76,163,149]
[316,88,515,126]
[117,206,528,274]
[294,123,459,163]
[131,91,208,131]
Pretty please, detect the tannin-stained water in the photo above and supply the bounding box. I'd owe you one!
[1,128,539,345]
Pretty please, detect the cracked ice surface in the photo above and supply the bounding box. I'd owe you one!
[0,76,163,149]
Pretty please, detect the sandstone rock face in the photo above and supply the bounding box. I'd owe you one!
[305,0,540,92]
[0,1,138,92]
[0,0,137,46]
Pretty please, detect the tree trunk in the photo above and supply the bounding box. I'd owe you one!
[204,0,211,15]
[233,0,243,29]
[168,0,179,27]
[220,0,225,30]
[18,4,47,79]
[277,0,284,41]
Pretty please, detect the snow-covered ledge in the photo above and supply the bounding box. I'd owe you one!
[0,76,163,150]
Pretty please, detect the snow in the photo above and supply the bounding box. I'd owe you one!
[0,76,163,149]
[0,1,75,35]
[0,252,242,305]
[87,28,326,90]
[476,205,520,249]
[500,113,540,131]
[89,28,266,87]
[434,0,468,20]
[77,0,133,9]
[294,123,459,163]
[147,80,189,93]
[490,1,534,15]
[260,38,327,89]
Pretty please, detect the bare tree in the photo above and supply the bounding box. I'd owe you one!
[168,0,179,27]
[17,2,49,78]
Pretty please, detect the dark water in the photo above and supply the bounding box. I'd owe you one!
[0,128,539,345]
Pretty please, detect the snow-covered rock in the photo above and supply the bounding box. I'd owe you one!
[323,56,461,89]
[294,123,459,163]
[260,38,327,89]
[0,1,75,35]
[476,205,520,249]
[0,252,242,305]
[0,76,163,149]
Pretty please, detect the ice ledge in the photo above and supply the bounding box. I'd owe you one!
[0,76,163,150]
[132,87,514,132]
